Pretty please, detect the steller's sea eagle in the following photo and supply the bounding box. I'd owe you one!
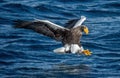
[14,16,91,56]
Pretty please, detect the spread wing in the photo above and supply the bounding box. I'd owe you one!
[64,19,79,29]
[14,20,69,41]
[65,16,86,29]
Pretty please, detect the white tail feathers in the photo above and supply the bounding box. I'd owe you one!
[53,47,66,53]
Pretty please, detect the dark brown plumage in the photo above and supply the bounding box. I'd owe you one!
[14,16,90,54]
[14,20,87,46]
[14,16,89,53]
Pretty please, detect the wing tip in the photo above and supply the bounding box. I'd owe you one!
[13,20,30,28]
[81,16,86,20]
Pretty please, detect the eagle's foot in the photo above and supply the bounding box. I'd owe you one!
[82,49,92,56]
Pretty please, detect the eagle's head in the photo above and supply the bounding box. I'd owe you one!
[81,25,89,34]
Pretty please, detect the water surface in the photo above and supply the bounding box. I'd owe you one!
[0,0,120,78]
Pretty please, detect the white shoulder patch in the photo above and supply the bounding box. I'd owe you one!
[34,18,68,30]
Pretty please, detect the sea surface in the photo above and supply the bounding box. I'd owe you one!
[0,0,120,78]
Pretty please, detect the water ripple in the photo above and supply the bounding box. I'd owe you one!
[0,0,120,77]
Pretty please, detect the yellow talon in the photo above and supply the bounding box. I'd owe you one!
[82,49,92,56]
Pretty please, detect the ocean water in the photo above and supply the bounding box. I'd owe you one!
[0,0,120,78]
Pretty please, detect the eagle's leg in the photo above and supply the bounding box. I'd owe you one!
[78,46,84,53]
[70,44,81,54]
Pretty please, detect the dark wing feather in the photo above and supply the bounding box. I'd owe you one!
[14,20,67,41]
[64,19,79,29]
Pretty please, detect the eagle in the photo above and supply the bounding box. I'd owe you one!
[14,16,91,56]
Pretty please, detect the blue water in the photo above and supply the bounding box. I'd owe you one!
[0,0,120,78]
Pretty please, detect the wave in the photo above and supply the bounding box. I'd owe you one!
[0,49,26,59]
[0,0,120,77]
[95,32,120,41]
[85,9,120,17]
[2,3,31,13]
[102,2,120,9]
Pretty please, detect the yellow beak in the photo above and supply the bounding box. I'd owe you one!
[84,27,89,34]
